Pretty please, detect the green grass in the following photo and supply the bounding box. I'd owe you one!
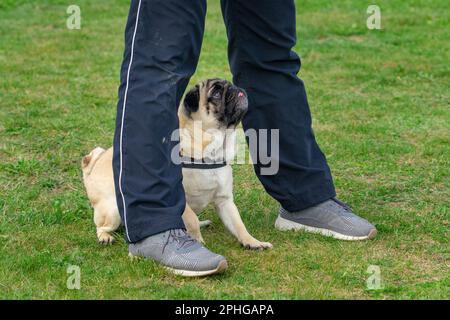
[0,0,449,299]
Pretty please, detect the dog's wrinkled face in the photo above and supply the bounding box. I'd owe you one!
[182,78,248,129]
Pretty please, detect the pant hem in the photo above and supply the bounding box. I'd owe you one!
[280,182,336,212]
[126,218,186,244]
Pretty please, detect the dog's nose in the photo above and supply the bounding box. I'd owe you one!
[231,86,246,99]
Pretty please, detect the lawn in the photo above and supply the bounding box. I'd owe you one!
[0,0,448,299]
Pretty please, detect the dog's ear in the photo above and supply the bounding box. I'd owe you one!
[82,155,92,168]
[183,86,200,116]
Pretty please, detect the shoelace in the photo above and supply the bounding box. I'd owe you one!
[332,197,353,212]
[162,229,197,254]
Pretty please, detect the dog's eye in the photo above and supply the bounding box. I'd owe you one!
[212,90,221,99]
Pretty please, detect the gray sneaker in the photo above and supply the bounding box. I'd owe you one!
[275,198,377,241]
[129,229,227,277]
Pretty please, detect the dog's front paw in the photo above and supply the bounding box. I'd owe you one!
[186,229,205,244]
[193,233,205,244]
[241,237,273,250]
[98,232,115,245]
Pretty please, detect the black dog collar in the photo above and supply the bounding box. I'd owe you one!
[181,156,227,169]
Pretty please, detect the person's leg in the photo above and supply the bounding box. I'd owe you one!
[114,0,207,243]
[221,0,376,240]
[113,0,227,274]
[221,0,335,212]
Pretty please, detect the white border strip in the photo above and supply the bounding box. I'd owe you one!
[118,0,143,242]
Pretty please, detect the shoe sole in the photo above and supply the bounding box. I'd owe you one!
[275,215,377,241]
[128,253,228,277]
[167,259,228,277]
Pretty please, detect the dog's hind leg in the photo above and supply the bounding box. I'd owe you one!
[94,200,121,245]
[199,220,212,228]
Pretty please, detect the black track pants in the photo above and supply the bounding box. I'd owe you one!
[113,0,335,243]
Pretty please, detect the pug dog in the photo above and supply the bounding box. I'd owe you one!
[82,78,272,250]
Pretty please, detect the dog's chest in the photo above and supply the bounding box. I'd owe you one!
[182,166,231,212]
